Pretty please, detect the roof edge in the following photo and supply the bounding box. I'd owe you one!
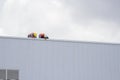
[0,36,119,45]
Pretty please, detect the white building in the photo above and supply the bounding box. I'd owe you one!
[0,37,120,80]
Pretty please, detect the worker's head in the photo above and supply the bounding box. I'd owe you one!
[39,33,45,38]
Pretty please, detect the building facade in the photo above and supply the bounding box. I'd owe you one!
[0,37,120,80]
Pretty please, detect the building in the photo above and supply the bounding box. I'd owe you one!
[0,37,120,80]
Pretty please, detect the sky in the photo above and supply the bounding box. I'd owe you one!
[0,0,120,43]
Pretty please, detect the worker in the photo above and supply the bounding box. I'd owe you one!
[28,32,37,38]
[39,33,49,40]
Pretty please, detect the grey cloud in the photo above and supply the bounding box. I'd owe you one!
[64,0,120,24]
[0,0,120,43]
[58,0,120,42]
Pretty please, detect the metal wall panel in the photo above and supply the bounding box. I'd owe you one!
[0,37,120,80]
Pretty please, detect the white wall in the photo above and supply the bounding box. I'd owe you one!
[0,37,120,80]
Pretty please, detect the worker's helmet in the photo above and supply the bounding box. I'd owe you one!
[28,32,37,38]
[33,32,37,38]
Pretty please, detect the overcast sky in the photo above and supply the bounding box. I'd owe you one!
[0,0,120,43]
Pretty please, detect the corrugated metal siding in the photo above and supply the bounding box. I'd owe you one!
[0,37,120,80]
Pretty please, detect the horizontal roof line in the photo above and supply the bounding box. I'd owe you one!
[0,36,119,45]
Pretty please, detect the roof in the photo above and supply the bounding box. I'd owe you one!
[0,36,119,45]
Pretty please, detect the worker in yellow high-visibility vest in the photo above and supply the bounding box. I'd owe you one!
[28,32,37,38]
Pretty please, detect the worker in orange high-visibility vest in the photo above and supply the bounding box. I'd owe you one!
[28,32,37,38]
[39,33,49,40]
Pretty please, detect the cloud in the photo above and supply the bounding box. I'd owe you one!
[64,0,120,23]
[0,0,72,36]
[0,0,120,43]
